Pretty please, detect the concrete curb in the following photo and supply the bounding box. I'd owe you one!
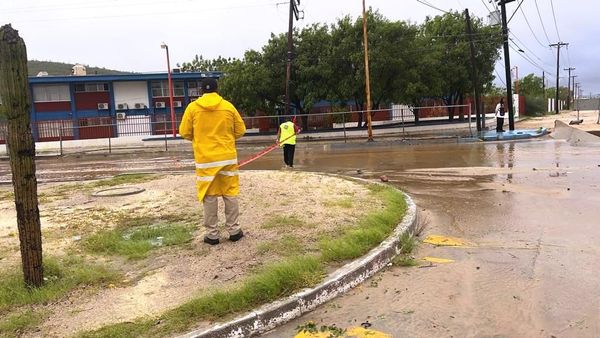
[179,188,417,338]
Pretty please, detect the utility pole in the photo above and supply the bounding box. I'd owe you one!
[284,0,301,117]
[564,67,575,109]
[465,8,483,131]
[542,71,546,98]
[549,42,568,114]
[362,0,374,141]
[571,75,578,108]
[498,0,516,130]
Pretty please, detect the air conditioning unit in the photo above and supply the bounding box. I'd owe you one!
[155,102,166,108]
[97,103,109,110]
[116,103,128,110]
[134,103,146,109]
[116,112,126,120]
[173,101,182,108]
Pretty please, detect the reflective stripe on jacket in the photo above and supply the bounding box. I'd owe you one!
[279,121,297,145]
[179,92,246,200]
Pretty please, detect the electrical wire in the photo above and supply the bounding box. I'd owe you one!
[507,0,524,23]
[549,0,562,41]
[509,43,553,76]
[518,5,548,49]
[508,33,544,63]
[533,0,552,44]
[494,68,506,86]
[415,0,450,14]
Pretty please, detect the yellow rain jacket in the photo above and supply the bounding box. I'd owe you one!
[179,92,246,201]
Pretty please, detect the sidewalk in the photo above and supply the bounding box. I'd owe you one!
[4,111,598,156]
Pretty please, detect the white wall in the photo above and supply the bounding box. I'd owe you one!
[113,81,149,108]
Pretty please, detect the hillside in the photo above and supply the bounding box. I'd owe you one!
[28,60,132,76]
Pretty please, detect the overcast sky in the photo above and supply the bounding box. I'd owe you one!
[2,0,598,95]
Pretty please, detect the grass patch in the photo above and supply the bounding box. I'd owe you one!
[261,215,306,230]
[0,189,14,201]
[0,309,47,336]
[257,235,306,256]
[323,197,353,209]
[78,182,408,338]
[0,256,118,311]
[319,185,406,262]
[79,256,324,338]
[83,223,194,259]
[392,232,419,267]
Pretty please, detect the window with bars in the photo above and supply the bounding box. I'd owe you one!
[188,80,201,97]
[151,81,184,97]
[32,85,71,102]
[74,83,109,92]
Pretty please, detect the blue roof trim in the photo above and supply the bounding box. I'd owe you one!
[29,71,223,84]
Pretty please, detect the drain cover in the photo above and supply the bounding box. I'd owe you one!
[92,186,145,197]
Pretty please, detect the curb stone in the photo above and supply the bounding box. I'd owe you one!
[179,187,417,338]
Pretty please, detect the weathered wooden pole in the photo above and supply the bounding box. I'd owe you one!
[0,24,44,287]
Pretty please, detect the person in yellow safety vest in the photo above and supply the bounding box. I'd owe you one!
[179,78,246,245]
[277,117,300,168]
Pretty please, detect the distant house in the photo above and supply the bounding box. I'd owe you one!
[23,69,221,142]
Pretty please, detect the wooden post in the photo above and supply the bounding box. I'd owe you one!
[0,24,44,287]
[362,0,374,141]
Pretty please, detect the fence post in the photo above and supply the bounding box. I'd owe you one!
[468,104,473,137]
[108,121,112,154]
[163,114,168,151]
[59,123,63,156]
[343,111,347,143]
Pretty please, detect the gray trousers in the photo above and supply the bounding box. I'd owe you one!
[203,195,241,240]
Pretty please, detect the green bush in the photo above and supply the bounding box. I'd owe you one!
[524,96,548,116]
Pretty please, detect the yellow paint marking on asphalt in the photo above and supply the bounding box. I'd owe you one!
[422,256,455,263]
[346,327,392,337]
[295,326,391,338]
[423,234,471,247]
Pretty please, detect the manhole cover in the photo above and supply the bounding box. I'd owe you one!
[92,186,145,197]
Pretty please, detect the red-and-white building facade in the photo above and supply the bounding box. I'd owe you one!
[0,69,221,143]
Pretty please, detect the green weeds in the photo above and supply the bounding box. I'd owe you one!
[261,215,307,230]
[0,256,118,311]
[83,223,194,259]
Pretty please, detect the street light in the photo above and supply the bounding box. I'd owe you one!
[161,42,177,138]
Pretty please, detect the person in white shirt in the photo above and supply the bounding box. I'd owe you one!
[495,98,506,132]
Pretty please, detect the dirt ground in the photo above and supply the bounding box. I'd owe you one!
[0,170,386,337]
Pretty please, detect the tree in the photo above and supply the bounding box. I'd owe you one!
[420,12,502,120]
[517,73,544,97]
[177,55,233,72]
[0,24,44,287]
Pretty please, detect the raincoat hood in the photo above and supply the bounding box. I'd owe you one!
[195,92,223,110]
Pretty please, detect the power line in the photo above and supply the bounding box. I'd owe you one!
[415,0,450,14]
[495,68,506,86]
[509,42,553,76]
[509,33,544,63]
[549,0,562,41]
[507,0,524,23]
[518,5,548,49]
[480,0,492,13]
[533,0,552,44]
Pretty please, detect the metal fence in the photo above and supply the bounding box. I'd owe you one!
[0,104,473,155]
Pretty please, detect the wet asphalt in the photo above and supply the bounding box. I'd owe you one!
[1,136,599,337]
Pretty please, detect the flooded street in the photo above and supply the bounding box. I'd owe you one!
[1,137,599,337]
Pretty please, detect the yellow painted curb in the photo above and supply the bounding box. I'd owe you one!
[423,235,470,247]
[422,256,455,264]
[295,326,392,338]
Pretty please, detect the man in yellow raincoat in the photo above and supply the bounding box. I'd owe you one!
[179,78,246,245]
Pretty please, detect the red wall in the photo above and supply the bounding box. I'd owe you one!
[34,101,71,112]
[75,92,110,110]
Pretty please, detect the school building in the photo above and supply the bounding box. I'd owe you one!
[7,66,222,142]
